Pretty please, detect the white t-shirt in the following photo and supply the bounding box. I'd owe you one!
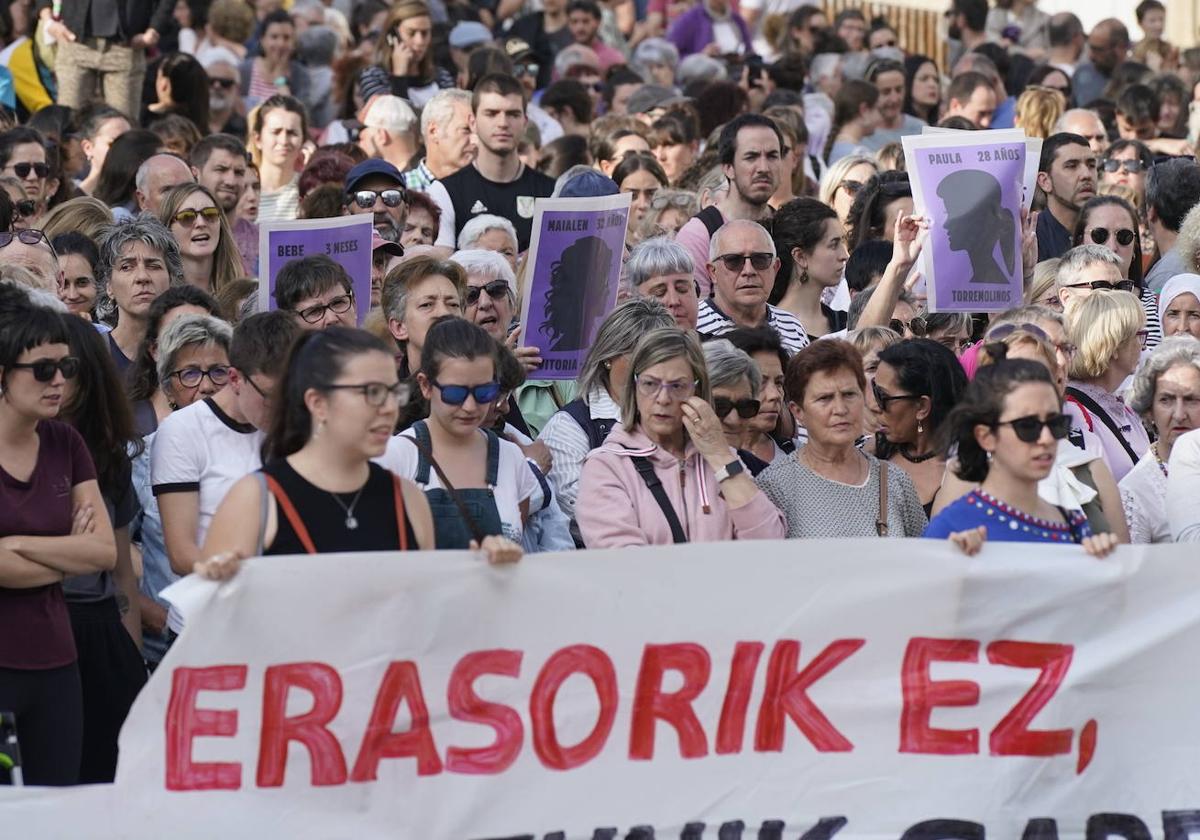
[150,397,263,546]
[375,427,538,544]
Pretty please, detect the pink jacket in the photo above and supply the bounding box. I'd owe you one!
[576,424,786,548]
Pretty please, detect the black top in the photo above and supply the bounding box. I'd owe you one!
[261,459,417,555]
[37,0,174,42]
[439,163,555,251]
[1035,209,1073,262]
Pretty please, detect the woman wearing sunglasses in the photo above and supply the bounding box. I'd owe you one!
[0,285,115,786]
[376,318,526,558]
[158,183,243,296]
[926,359,1119,558]
[703,340,772,475]
[818,155,878,231]
[578,327,784,547]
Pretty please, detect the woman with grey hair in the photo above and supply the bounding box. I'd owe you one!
[626,236,698,330]
[457,214,519,272]
[1119,336,1200,543]
[632,38,680,88]
[538,298,676,525]
[705,340,774,476]
[96,215,185,375]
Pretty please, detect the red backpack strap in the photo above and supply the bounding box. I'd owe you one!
[264,474,318,555]
[391,473,408,551]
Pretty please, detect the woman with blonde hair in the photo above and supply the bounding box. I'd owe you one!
[249,95,308,223]
[157,183,243,295]
[41,196,114,242]
[1014,87,1067,139]
[818,154,879,228]
[371,0,454,108]
[1027,258,1062,310]
[1064,291,1150,482]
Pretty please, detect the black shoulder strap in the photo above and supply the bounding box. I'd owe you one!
[563,398,614,451]
[697,205,725,238]
[1064,386,1140,467]
[630,456,687,544]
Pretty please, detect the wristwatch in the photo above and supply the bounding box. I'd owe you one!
[714,460,744,482]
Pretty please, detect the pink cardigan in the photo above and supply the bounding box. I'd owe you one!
[576,424,785,548]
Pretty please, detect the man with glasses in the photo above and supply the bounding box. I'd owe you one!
[1035,132,1097,261]
[343,158,408,240]
[274,254,357,331]
[697,220,808,353]
[0,127,51,223]
[1054,244,1125,313]
[198,48,246,137]
[0,228,61,293]
[1145,158,1200,293]
[1072,19,1129,107]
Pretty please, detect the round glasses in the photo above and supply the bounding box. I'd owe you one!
[1088,227,1136,247]
[171,365,231,388]
[296,293,354,324]
[8,162,48,179]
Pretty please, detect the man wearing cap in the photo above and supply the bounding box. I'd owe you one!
[449,21,492,81]
[507,0,573,91]
[370,230,405,309]
[344,159,408,241]
[358,95,420,174]
[626,84,679,125]
[428,74,556,252]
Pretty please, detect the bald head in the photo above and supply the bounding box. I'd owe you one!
[136,154,194,215]
[1055,109,1108,156]
[1086,19,1130,74]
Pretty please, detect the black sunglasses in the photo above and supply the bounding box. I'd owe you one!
[716,252,774,272]
[713,396,760,419]
[210,77,237,90]
[9,356,79,382]
[9,161,48,179]
[872,380,921,410]
[1101,159,1146,174]
[432,379,501,406]
[1088,227,1136,247]
[349,188,406,209]
[466,280,510,305]
[994,413,1072,443]
[1063,279,1136,292]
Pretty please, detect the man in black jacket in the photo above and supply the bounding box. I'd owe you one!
[37,0,172,120]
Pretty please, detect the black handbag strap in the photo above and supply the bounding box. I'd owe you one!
[404,435,487,546]
[1064,386,1140,467]
[630,456,688,544]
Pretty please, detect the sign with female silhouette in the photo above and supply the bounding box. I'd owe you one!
[904,130,1026,312]
[519,193,630,379]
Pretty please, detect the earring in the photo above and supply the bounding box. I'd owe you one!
[917,420,924,435]
[985,450,993,462]
[800,268,810,285]
[604,361,611,370]
[313,418,325,439]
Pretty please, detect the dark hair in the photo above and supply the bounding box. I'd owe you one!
[94,129,163,207]
[0,126,44,170]
[79,105,127,142]
[876,338,968,456]
[723,324,789,373]
[937,115,978,131]
[1136,0,1164,21]
[541,79,593,125]
[150,113,203,158]
[603,67,644,109]
[230,310,303,378]
[537,134,591,178]
[944,359,1058,481]
[472,73,527,111]
[0,286,68,386]
[495,341,526,395]
[0,188,12,232]
[258,9,295,55]
[567,0,602,19]
[157,52,210,133]
[1072,194,1144,285]
[51,231,99,270]
[611,150,668,189]
[418,316,498,382]
[784,338,865,404]
[298,183,345,220]
[1146,157,1200,233]
[405,188,441,228]
[718,113,785,167]
[769,53,807,91]
[189,133,248,171]
[834,8,865,25]
[127,285,221,402]
[866,58,905,85]
[1047,12,1083,47]
[770,197,837,305]
[465,48,514,92]
[27,105,76,144]
[1038,132,1090,173]
[1027,63,1072,102]
[1104,61,1151,101]
[59,315,141,494]
[1116,84,1158,124]
[696,82,749,137]
[1104,138,1153,169]
[273,254,353,311]
[946,71,991,110]
[952,0,987,32]
[298,148,357,199]
[846,171,911,251]
[845,239,893,293]
[824,79,879,163]
[266,326,391,459]
[649,112,697,148]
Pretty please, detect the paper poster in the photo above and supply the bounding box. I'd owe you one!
[905,130,1026,312]
[922,125,1041,212]
[257,215,373,325]
[517,193,630,380]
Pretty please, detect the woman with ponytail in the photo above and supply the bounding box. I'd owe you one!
[769,197,849,337]
[824,79,881,166]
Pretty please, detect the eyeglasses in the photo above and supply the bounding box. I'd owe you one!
[295,293,354,324]
[1061,279,1136,292]
[874,38,897,47]
[994,413,1072,443]
[1088,227,1137,247]
[172,206,221,227]
[466,280,511,305]
[210,77,237,90]
[171,365,231,388]
[715,252,774,272]
[650,192,695,209]
[872,381,921,410]
[8,162,48,179]
[987,322,1049,343]
[8,356,79,382]
[1101,158,1146,174]
[713,396,760,419]
[0,229,51,251]
[13,198,34,219]
[325,381,410,407]
[1136,328,1150,348]
[244,374,271,401]
[432,379,501,406]
[635,375,698,401]
[349,188,406,209]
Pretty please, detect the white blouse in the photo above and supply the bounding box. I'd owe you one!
[1119,448,1170,544]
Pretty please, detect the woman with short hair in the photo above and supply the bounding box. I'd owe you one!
[457,214,519,272]
[625,236,698,331]
[704,340,771,475]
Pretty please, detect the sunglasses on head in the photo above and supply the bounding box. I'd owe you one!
[350,188,405,209]
[994,413,1072,443]
[1088,227,1136,247]
[716,252,774,272]
[172,206,221,227]
[0,229,51,250]
[433,379,501,406]
[466,280,510,305]
[713,396,760,419]
[650,192,694,209]
[9,162,48,179]
[1101,158,1146,174]
[9,356,79,382]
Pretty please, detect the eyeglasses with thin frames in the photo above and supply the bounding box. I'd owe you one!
[325,381,410,407]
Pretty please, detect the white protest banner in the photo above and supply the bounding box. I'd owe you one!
[257,214,374,325]
[6,540,1200,838]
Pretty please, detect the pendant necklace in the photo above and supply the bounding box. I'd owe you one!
[328,486,366,530]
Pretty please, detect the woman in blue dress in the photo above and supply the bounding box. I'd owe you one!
[925,359,1120,558]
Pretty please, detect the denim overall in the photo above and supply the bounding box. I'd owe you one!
[411,421,504,549]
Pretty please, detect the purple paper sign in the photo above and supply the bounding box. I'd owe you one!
[258,215,374,325]
[518,194,631,380]
[911,138,1025,312]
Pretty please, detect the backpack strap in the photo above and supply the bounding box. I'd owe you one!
[263,473,317,555]
[254,472,270,556]
[528,462,553,513]
[391,473,408,551]
[563,398,615,451]
[483,429,501,487]
[412,420,433,485]
[876,461,889,537]
[697,205,725,239]
[1064,386,1140,468]
[630,456,687,544]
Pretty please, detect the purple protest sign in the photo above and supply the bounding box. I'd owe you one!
[258,215,374,325]
[904,130,1026,313]
[517,193,631,380]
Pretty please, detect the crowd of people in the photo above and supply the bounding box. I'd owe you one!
[2,0,1200,794]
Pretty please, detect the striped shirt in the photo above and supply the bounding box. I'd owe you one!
[257,179,300,224]
[696,298,810,354]
[538,388,620,520]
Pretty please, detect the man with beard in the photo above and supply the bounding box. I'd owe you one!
[1072,19,1130,107]
[190,134,257,276]
[198,48,247,137]
[342,159,408,241]
[1035,132,1097,261]
[429,74,555,252]
[675,113,784,297]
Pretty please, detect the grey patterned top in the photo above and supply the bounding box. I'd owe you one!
[756,451,928,539]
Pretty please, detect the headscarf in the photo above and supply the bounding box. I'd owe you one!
[1159,273,1200,325]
